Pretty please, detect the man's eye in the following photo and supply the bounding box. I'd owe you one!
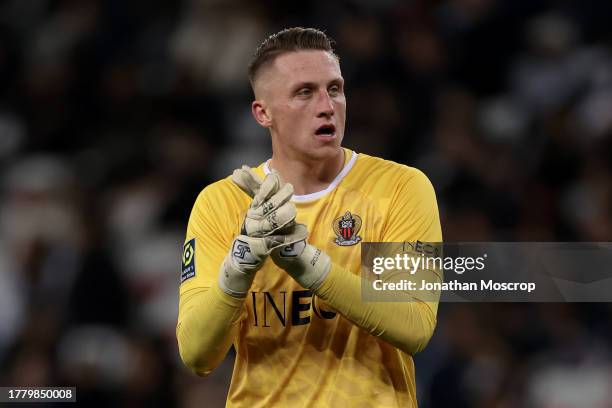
[297,88,312,96]
[329,85,341,95]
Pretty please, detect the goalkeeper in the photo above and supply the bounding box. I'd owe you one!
[177,27,442,408]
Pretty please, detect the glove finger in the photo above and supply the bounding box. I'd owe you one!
[262,203,297,235]
[288,223,309,242]
[244,202,296,237]
[252,170,283,208]
[264,223,309,253]
[248,183,294,218]
[232,166,263,198]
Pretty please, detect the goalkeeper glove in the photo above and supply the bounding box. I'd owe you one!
[229,166,329,291]
[218,232,305,297]
[218,167,302,298]
[232,166,296,237]
[270,227,331,290]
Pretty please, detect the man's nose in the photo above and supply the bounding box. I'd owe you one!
[316,91,334,118]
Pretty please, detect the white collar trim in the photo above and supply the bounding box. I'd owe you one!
[263,151,358,202]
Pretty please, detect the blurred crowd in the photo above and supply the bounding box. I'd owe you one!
[1,0,611,407]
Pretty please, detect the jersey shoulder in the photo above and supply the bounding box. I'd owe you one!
[347,153,433,198]
[190,173,253,228]
[196,163,267,208]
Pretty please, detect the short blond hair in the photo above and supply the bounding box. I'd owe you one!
[248,27,338,86]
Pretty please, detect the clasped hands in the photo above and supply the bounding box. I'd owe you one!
[218,166,330,298]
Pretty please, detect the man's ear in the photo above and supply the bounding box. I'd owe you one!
[252,100,272,128]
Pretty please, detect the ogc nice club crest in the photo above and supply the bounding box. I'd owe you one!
[333,211,362,246]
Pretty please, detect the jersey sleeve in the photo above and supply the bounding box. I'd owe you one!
[180,183,239,294]
[381,167,443,311]
[176,180,248,376]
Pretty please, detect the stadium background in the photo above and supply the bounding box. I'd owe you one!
[1,0,611,406]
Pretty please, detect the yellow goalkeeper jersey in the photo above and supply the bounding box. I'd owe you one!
[179,148,442,407]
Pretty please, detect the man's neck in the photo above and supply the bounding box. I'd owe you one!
[269,149,346,195]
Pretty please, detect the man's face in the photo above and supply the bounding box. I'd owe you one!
[253,50,346,161]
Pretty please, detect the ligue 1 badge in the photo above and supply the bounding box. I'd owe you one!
[333,211,362,246]
[181,238,196,283]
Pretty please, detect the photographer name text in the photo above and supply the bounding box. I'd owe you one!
[372,279,536,293]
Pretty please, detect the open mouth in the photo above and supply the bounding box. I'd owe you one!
[315,124,336,137]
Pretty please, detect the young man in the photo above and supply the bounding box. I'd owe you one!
[177,27,442,407]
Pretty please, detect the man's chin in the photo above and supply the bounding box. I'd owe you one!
[304,143,343,162]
